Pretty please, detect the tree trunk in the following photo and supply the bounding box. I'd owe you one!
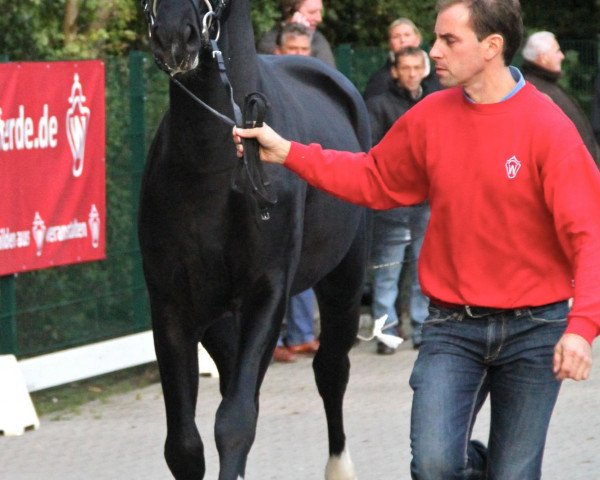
[63,0,80,44]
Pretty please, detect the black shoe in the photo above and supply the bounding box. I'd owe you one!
[412,336,422,350]
[376,341,397,355]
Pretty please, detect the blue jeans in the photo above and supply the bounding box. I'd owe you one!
[370,208,410,334]
[278,288,316,347]
[409,300,569,479]
[371,203,430,337]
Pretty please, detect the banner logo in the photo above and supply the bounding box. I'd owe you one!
[66,73,91,177]
[88,204,100,248]
[32,212,47,256]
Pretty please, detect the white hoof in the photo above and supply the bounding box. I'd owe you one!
[325,448,357,480]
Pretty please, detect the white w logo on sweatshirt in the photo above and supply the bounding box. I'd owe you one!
[505,155,521,179]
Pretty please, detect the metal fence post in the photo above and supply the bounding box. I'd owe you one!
[0,275,18,355]
[128,51,149,329]
[0,54,18,355]
[335,43,353,81]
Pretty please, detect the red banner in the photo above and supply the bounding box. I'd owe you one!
[0,60,106,275]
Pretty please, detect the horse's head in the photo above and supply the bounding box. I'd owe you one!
[143,0,224,75]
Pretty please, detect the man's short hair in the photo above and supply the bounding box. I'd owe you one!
[394,46,426,66]
[436,0,523,65]
[276,22,312,47]
[521,31,557,63]
[388,18,423,44]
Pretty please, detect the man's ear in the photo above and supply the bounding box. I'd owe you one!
[483,33,504,61]
[390,65,398,79]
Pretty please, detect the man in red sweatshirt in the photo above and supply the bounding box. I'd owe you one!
[234,0,600,478]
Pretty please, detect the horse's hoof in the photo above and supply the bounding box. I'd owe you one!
[325,448,357,480]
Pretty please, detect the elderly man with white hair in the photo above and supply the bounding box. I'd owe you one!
[521,31,600,166]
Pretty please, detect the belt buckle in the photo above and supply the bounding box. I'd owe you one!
[465,305,482,318]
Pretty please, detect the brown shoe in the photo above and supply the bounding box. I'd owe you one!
[287,340,320,355]
[273,346,296,363]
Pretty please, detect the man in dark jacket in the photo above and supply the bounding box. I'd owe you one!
[256,0,336,68]
[363,18,441,101]
[521,31,600,167]
[365,46,432,353]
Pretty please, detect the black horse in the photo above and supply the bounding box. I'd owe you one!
[138,0,371,478]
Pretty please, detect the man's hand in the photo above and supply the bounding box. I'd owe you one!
[233,124,291,164]
[553,333,592,381]
[290,11,311,28]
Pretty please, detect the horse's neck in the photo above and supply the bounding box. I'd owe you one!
[221,0,260,100]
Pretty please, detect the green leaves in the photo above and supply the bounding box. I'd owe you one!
[0,0,146,60]
[1,1,598,61]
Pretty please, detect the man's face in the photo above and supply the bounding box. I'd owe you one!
[538,38,565,73]
[276,34,311,56]
[429,3,487,88]
[297,0,323,31]
[394,53,426,94]
[389,24,421,53]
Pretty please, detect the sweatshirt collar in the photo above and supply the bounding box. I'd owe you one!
[463,66,525,103]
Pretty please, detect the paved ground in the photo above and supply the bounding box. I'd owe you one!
[1,335,599,479]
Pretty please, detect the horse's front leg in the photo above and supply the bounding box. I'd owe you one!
[152,300,205,480]
[213,276,287,480]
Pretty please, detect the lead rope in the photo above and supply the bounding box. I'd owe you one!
[231,92,277,221]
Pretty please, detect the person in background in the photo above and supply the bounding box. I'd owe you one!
[274,22,312,56]
[363,19,441,352]
[271,22,320,363]
[363,18,441,101]
[257,0,336,68]
[521,31,600,167]
[366,46,431,353]
[234,0,600,477]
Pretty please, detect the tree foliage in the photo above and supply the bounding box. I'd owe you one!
[1,1,598,62]
[319,0,437,48]
[0,0,146,60]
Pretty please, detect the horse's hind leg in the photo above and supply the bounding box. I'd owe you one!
[313,219,367,480]
[151,299,206,480]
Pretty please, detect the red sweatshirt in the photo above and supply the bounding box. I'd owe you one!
[285,83,600,343]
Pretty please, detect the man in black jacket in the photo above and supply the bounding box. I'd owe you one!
[521,31,600,167]
[363,18,441,101]
[365,46,433,353]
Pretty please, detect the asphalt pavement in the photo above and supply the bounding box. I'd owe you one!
[1,328,599,479]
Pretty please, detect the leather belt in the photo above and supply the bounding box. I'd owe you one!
[430,299,514,318]
[430,299,568,319]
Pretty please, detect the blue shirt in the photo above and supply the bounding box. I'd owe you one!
[464,66,525,103]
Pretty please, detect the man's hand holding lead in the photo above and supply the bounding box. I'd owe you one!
[233,124,291,164]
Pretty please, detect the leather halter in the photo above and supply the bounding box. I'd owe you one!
[140,0,277,220]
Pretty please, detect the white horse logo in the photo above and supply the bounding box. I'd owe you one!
[31,212,46,256]
[66,73,91,178]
